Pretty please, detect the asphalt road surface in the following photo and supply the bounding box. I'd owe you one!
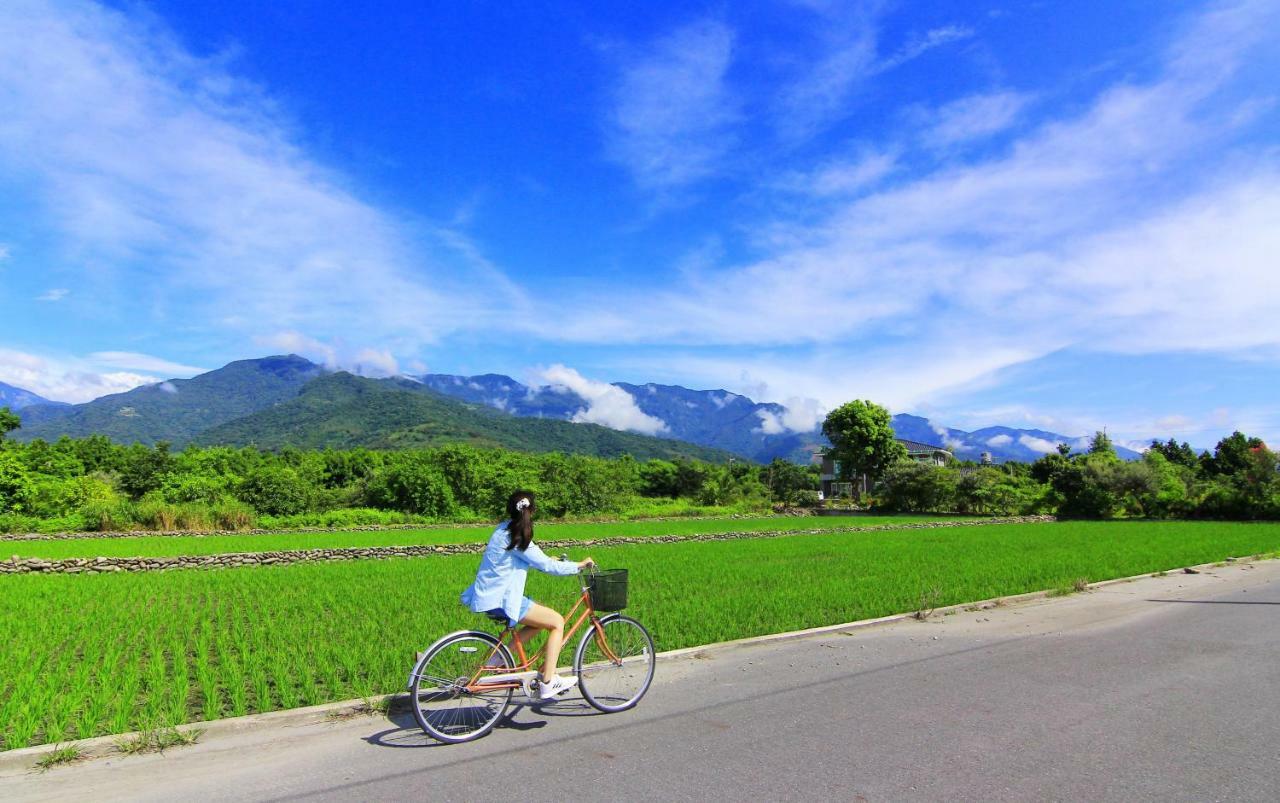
[6,561,1279,802]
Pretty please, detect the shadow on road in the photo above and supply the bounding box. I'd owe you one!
[364,701,574,750]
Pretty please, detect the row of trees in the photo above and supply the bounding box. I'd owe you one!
[820,400,1280,520]
[0,415,820,531]
[3,400,1276,530]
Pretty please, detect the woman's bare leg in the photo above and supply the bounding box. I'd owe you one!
[518,603,566,681]
[512,626,538,659]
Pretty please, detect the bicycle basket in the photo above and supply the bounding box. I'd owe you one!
[587,569,629,611]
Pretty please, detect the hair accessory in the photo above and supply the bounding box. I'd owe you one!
[516,498,530,512]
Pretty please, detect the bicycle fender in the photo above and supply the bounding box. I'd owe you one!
[406,629,496,691]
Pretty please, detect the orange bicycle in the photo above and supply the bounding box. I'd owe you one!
[407,565,655,743]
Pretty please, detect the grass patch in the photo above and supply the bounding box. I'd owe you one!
[1,520,1276,750]
[114,727,202,755]
[4,514,963,560]
[35,744,82,770]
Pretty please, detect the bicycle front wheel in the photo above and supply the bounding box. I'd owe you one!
[574,615,655,713]
[411,631,514,743]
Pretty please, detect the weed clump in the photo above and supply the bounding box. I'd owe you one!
[35,744,82,771]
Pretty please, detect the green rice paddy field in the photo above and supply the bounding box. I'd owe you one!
[3,520,1278,750]
[2,514,960,559]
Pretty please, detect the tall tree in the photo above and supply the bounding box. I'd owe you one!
[0,407,19,441]
[1088,430,1116,458]
[821,400,906,489]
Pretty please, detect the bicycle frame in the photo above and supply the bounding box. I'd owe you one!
[468,573,624,695]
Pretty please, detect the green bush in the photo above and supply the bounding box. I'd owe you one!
[365,457,458,518]
[136,495,181,530]
[160,473,234,506]
[878,461,959,513]
[212,500,256,530]
[80,500,137,532]
[237,466,314,516]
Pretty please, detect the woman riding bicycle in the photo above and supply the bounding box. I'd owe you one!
[460,491,594,700]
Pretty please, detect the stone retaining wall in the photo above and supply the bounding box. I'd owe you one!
[0,516,1055,575]
[0,512,802,542]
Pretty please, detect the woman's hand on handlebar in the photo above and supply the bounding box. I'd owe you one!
[577,557,596,571]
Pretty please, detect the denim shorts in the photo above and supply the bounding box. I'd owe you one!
[484,596,533,628]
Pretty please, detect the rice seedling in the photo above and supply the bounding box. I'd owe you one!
[1,520,1277,749]
[6,514,963,560]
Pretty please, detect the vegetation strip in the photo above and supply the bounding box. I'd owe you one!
[1,517,1052,572]
[0,512,819,543]
[0,512,919,544]
[0,514,964,559]
[2,520,1277,750]
[10,555,1267,772]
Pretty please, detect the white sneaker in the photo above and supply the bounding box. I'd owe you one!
[535,675,576,700]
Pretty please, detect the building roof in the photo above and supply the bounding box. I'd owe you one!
[897,438,951,454]
[814,439,954,458]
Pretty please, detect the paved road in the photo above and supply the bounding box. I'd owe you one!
[6,561,1280,802]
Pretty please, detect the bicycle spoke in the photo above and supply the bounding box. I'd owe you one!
[412,634,514,742]
[576,617,654,713]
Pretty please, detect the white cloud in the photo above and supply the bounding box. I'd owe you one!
[930,422,964,450]
[606,19,739,189]
[985,434,1013,447]
[793,149,897,197]
[533,364,668,435]
[0,347,159,403]
[755,397,826,435]
[157,381,178,394]
[777,10,974,143]
[255,331,338,366]
[755,410,785,435]
[1018,434,1061,454]
[541,0,1280,410]
[0,244,10,261]
[350,348,399,378]
[0,1,518,352]
[781,397,827,432]
[878,25,974,71]
[921,90,1031,148]
[88,351,207,376]
[775,4,880,143]
[37,288,69,302]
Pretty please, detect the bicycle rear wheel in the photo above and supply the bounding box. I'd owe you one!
[574,615,655,713]
[410,631,514,743]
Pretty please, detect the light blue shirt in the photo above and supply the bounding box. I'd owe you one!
[460,521,580,624]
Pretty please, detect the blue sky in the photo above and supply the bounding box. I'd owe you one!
[1,0,1277,449]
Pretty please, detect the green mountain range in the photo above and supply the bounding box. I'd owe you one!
[14,357,732,462]
[15,355,324,445]
[193,372,733,460]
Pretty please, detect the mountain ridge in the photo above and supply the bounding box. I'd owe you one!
[11,355,1142,462]
[194,372,735,461]
[0,381,67,411]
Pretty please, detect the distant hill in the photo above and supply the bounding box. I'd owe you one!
[0,382,66,411]
[10,354,1143,463]
[419,372,1142,463]
[196,372,736,461]
[419,373,823,462]
[14,355,325,445]
[889,414,1142,462]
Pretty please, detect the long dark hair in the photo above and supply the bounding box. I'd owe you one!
[505,490,535,551]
